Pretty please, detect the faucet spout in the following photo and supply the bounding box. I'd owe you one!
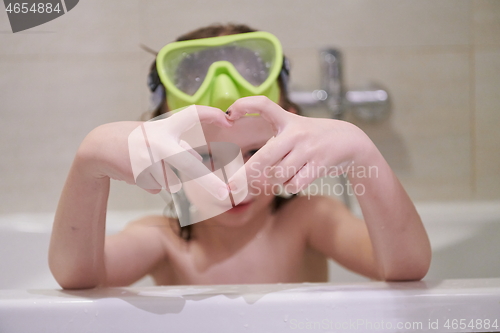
[321,49,345,120]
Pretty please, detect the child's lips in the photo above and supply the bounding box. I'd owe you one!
[227,199,253,213]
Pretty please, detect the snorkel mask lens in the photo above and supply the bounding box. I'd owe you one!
[175,45,273,95]
[156,32,283,111]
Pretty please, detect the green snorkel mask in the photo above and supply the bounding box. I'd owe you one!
[155,31,284,112]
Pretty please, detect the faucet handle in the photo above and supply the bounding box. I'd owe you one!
[345,83,391,122]
[288,48,391,123]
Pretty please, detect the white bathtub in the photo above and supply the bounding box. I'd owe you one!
[0,279,500,332]
[1,202,500,332]
[1,201,500,289]
[0,210,159,289]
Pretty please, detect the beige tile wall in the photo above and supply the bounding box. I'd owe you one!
[0,0,498,214]
[473,0,500,199]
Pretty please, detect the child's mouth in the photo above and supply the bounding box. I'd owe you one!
[227,200,253,213]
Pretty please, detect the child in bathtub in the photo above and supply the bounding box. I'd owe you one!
[48,24,431,289]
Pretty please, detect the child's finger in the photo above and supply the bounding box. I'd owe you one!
[225,96,292,133]
[269,151,309,185]
[147,160,183,193]
[135,168,163,192]
[144,106,231,163]
[228,136,293,193]
[195,105,234,128]
[179,140,203,162]
[283,162,319,194]
[164,145,230,201]
[152,105,232,139]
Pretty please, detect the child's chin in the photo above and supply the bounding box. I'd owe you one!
[216,205,254,225]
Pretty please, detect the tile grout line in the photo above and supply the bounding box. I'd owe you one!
[469,0,477,199]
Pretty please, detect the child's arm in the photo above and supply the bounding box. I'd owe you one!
[49,107,233,289]
[341,140,431,281]
[226,97,431,281]
[304,152,431,281]
[48,122,167,289]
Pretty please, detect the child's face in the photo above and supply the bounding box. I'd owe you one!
[181,115,276,227]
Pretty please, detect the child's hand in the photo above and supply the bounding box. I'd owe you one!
[79,105,232,199]
[225,96,373,194]
[225,96,431,281]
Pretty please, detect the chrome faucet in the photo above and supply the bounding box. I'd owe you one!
[289,48,390,209]
[321,49,345,119]
[288,49,347,119]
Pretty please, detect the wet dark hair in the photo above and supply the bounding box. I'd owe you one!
[150,23,300,240]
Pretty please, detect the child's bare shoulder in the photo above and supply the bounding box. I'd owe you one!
[119,215,189,251]
[123,215,178,237]
[277,195,348,230]
[281,195,346,216]
[125,214,170,228]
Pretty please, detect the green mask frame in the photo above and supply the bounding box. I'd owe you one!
[156,31,283,112]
